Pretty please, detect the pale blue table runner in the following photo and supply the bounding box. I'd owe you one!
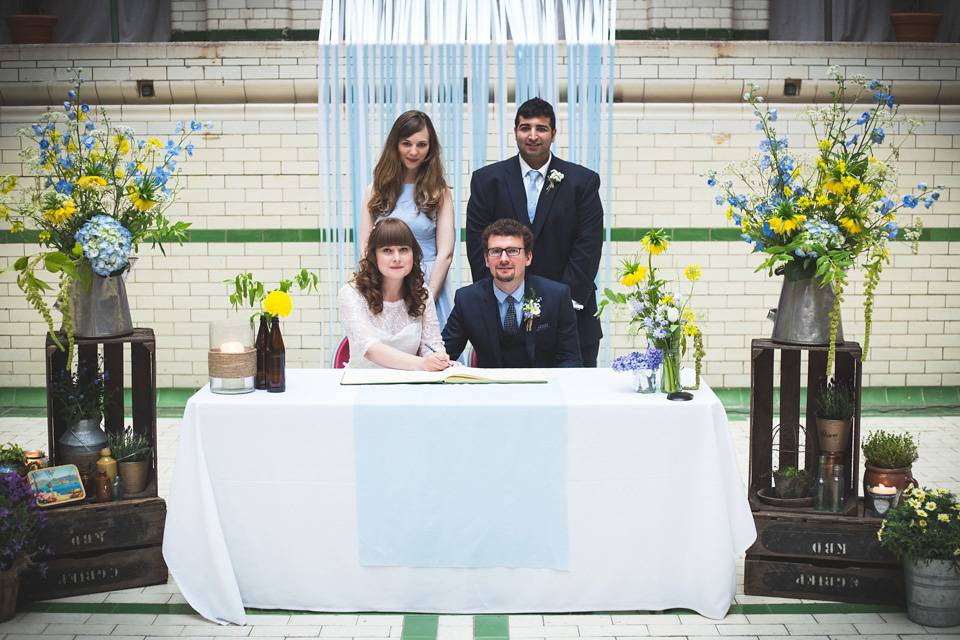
[354,382,568,569]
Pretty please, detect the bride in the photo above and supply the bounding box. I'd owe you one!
[339,218,452,370]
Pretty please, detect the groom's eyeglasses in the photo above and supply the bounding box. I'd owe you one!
[486,247,523,258]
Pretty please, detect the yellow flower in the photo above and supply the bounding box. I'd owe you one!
[725,206,734,221]
[77,175,107,189]
[916,509,928,518]
[114,134,130,155]
[869,156,878,163]
[838,216,862,234]
[926,501,937,511]
[908,499,921,509]
[919,519,927,527]
[768,214,805,235]
[841,175,859,192]
[791,166,802,179]
[685,265,701,281]
[621,266,648,287]
[0,174,16,194]
[147,138,162,149]
[816,193,831,206]
[115,169,124,179]
[264,290,293,317]
[824,179,844,194]
[817,139,832,151]
[796,196,813,209]
[641,230,669,255]
[681,308,694,321]
[816,158,827,170]
[43,198,77,225]
[683,323,699,336]
[126,186,156,211]
[939,514,950,522]
[837,159,847,174]
[661,294,675,305]
[38,231,51,242]
[782,185,792,197]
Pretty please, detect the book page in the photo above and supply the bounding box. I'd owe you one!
[340,367,547,385]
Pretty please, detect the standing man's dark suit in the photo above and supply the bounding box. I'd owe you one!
[442,274,582,368]
[465,99,603,366]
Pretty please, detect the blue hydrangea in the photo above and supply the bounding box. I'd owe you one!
[74,215,132,276]
[803,219,845,249]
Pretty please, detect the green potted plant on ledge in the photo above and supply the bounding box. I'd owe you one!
[815,378,857,454]
[862,429,919,511]
[890,0,942,42]
[0,443,29,476]
[878,485,960,627]
[773,466,814,500]
[108,427,152,494]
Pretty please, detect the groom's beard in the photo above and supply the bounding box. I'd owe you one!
[493,260,517,283]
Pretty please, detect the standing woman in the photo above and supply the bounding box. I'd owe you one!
[359,110,454,328]
[339,218,451,371]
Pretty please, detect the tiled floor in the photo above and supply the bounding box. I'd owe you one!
[1,413,958,639]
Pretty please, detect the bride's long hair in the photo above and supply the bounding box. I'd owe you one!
[353,218,427,317]
[368,110,447,221]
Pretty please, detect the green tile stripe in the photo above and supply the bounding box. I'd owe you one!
[2,227,957,245]
[18,601,904,618]
[403,614,440,639]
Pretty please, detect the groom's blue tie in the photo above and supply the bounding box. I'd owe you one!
[525,170,541,224]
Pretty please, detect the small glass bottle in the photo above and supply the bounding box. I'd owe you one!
[111,473,124,501]
[815,456,845,512]
[96,471,113,503]
[255,314,269,390]
[96,448,118,481]
[266,315,286,393]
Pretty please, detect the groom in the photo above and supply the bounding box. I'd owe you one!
[442,219,582,368]
[466,97,603,366]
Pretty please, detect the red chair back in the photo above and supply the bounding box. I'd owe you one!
[333,337,350,369]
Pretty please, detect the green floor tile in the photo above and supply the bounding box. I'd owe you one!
[402,614,439,639]
[474,615,509,638]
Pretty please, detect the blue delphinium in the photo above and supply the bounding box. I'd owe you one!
[74,215,132,276]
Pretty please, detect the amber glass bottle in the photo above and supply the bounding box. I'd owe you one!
[255,314,269,390]
[266,316,285,392]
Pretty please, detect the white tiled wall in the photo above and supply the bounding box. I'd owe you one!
[0,41,957,390]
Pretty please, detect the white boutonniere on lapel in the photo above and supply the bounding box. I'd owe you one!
[522,289,542,332]
[545,169,564,192]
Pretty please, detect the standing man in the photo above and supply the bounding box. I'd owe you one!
[443,219,581,368]
[466,97,603,366]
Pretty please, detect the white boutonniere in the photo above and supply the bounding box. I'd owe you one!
[545,169,564,192]
[522,289,542,332]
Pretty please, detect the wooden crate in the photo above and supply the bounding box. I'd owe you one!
[19,497,167,601]
[749,339,863,516]
[745,504,904,606]
[45,328,159,499]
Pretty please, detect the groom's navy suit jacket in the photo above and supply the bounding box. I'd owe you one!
[465,155,603,352]
[442,275,582,368]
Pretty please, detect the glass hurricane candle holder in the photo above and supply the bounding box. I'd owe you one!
[866,484,901,517]
[208,317,256,394]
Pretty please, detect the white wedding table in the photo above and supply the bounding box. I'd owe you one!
[163,368,755,625]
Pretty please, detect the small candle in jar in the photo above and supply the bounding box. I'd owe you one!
[220,341,245,354]
[870,484,897,495]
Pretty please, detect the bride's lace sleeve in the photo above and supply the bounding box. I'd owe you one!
[419,291,445,354]
[339,284,379,358]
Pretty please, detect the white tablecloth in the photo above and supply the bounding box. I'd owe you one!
[163,369,756,625]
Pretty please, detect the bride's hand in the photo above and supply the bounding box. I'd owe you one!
[422,352,451,371]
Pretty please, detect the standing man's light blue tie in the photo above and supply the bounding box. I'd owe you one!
[526,170,541,224]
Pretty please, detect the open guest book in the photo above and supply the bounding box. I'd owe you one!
[339,367,548,385]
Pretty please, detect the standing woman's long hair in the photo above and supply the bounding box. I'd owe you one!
[353,218,428,317]
[368,110,448,220]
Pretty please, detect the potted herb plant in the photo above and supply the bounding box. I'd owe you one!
[773,466,813,500]
[4,1,57,45]
[0,443,29,476]
[862,429,919,511]
[0,472,46,622]
[815,378,856,453]
[878,486,960,627]
[49,359,109,474]
[108,427,152,494]
[890,0,942,42]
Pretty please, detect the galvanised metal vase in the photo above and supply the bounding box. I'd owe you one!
[768,276,843,345]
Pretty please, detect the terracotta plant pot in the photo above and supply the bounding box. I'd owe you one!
[816,417,852,453]
[117,460,149,494]
[4,15,57,45]
[862,464,916,512]
[890,12,942,42]
[0,555,27,623]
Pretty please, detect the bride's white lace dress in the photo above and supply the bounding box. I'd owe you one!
[338,283,445,369]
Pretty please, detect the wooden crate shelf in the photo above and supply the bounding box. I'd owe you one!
[44,328,159,499]
[748,339,863,516]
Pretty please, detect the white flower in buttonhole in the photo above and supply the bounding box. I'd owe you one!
[545,169,564,192]
[522,289,542,332]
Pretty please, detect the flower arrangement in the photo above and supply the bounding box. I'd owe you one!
[226,269,320,322]
[0,471,48,574]
[705,67,943,374]
[522,289,541,331]
[48,358,109,425]
[0,67,210,363]
[878,486,960,566]
[598,229,706,390]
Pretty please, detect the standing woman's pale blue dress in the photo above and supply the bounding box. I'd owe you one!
[382,184,453,328]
